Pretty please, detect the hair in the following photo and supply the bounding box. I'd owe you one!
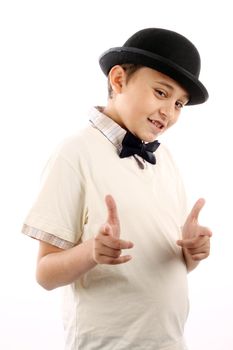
[107,63,143,99]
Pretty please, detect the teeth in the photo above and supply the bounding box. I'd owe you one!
[148,118,163,129]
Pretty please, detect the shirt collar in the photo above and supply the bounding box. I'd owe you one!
[89,106,126,151]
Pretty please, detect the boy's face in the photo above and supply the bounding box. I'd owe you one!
[107,66,189,142]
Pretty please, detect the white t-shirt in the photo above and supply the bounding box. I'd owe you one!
[23,107,189,350]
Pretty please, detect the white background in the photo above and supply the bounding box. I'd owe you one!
[0,0,232,349]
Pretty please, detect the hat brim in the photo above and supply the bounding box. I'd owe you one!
[99,47,208,105]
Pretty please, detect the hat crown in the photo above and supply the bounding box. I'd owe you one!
[99,27,208,104]
[123,28,201,77]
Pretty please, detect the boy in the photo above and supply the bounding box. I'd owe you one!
[22,28,212,350]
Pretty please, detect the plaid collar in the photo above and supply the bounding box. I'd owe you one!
[89,106,126,152]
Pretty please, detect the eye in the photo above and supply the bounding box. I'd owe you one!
[175,101,184,109]
[154,89,167,98]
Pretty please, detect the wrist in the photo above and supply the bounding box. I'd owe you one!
[182,248,199,272]
[84,238,98,268]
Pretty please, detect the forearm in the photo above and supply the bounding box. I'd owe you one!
[36,239,97,290]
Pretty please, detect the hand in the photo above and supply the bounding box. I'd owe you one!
[93,195,134,265]
[177,198,212,261]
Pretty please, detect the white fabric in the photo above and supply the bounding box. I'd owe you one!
[23,108,189,350]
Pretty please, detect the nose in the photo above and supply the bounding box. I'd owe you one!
[159,102,174,121]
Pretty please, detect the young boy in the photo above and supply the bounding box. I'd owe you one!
[22,28,212,350]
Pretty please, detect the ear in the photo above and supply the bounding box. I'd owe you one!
[108,65,126,95]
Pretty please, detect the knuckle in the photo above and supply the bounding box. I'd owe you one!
[116,242,122,250]
[188,241,196,248]
[113,239,121,250]
[108,257,118,265]
[114,249,121,258]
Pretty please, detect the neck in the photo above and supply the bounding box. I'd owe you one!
[103,103,126,130]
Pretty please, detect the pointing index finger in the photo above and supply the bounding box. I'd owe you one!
[105,194,120,227]
[189,198,205,221]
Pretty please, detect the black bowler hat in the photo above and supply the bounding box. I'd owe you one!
[99,28,208,105]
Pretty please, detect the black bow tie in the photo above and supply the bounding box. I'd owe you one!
[119,131,160,164]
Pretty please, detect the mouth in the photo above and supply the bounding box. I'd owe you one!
[147,118,165,130]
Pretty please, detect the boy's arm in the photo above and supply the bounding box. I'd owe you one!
[36,239,96,290]
[36,195,133,290]
[176,198,212,272]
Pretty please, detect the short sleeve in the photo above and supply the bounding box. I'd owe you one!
[23,147,88,246]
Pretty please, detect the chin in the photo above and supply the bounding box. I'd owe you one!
[141,134,159,143]
[133,129,159,142]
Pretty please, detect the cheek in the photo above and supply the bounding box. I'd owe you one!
[122,95,144,116]
[168,113,180,128]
